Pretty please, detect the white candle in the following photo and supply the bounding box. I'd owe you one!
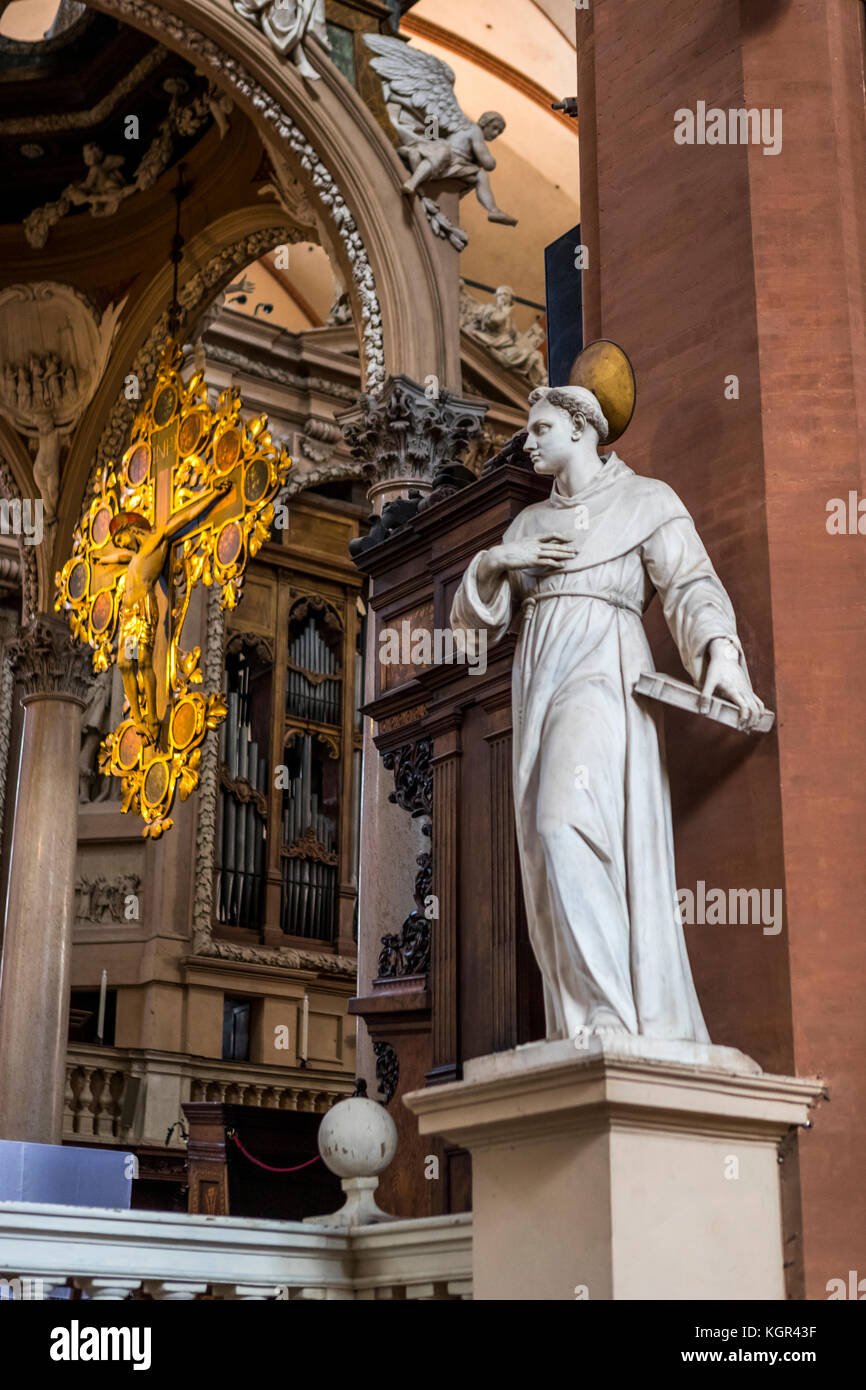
[97,970,107,1043]
[300,996,309,1063]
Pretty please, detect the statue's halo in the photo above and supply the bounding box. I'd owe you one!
[109,510,152,537]
[568,339,636,444]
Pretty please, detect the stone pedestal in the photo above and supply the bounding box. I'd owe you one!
[404,1039,823,1301]
[0,617,91,1143]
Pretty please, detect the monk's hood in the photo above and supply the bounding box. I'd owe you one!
[511,453,691,574]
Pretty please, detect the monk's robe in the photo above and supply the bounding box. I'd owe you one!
[451,453,751,1041]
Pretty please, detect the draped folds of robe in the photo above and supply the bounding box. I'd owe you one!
[451,453,752,1043]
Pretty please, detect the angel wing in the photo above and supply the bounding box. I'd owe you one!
[364,34,470,139]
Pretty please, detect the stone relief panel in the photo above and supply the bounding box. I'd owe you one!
[0,284,125,527]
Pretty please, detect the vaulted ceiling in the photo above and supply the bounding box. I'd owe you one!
[0,9,223,226]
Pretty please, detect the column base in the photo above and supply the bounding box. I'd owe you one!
[404,1039,823,1301]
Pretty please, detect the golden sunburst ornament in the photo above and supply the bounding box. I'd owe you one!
[56,338,290,837]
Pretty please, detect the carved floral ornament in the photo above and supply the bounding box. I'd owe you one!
[284,725,339,760]
[225,630,274,665]
[372,1040,399,1106]
[383,738,433,822]
[97,0,384,391]
[338,375,487,486]
[377,738,433,982]
[288,592,343,635]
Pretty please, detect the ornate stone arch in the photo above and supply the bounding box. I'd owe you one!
[58,208,373,569]
[60,209,299,557]
[84,0,457,388]
[49,0,458,611]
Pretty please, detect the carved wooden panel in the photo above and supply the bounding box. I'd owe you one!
[430,739,460,1081]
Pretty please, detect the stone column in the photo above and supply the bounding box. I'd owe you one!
[0,616,91,1143]
[339,377,487,1093]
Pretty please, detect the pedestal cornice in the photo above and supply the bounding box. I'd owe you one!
[404,1039,827,1151]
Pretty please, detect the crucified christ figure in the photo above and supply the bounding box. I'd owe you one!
[99,481,230,740]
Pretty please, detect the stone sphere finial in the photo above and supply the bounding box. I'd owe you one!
[305,1094,398,1228]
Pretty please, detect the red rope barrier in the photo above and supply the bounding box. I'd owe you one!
[230,1132,322,1173]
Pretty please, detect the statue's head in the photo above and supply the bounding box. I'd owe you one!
[495,286,514,308]
[478,111,506,140]
[109,511,151,552]
[82,143,101,166]
[525,386,609,474]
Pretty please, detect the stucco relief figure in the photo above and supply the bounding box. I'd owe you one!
[451,343,766,1044]
[0,287,125,529]
[461,284,547,386]
[233,0,330,79]
[24,83,232,249]
[66,144,128,217]
[31,413,68,525]
[79,667,114,802]
[364,35,517,238]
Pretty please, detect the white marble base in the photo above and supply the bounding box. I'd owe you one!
[465,1033,764,1081]
[404,1042,823,1301]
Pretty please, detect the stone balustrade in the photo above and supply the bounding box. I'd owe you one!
[0,1203,472,1301]
[64,1044,352,1145]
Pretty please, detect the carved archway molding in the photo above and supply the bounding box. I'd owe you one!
[60,209,372,580]
[85,0,455,387]
[60,208,298,568]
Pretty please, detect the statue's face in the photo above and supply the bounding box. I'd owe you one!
[114,526,142,552]
[480,115,505,140]
[525,399,581,474]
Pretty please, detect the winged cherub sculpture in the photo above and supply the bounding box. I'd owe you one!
[364,34,517,238]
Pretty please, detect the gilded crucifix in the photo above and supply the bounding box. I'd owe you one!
[56,338,290,837]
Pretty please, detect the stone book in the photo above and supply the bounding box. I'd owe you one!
[634,672,776,733]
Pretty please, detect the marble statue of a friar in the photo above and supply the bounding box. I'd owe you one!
[451,342,767,1044]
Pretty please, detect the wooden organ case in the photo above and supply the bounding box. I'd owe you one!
[351,464,547,1218]
[215,494,364,957]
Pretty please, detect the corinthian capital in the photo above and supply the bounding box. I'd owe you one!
[6,614,93,703]
[337,374,488,490]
